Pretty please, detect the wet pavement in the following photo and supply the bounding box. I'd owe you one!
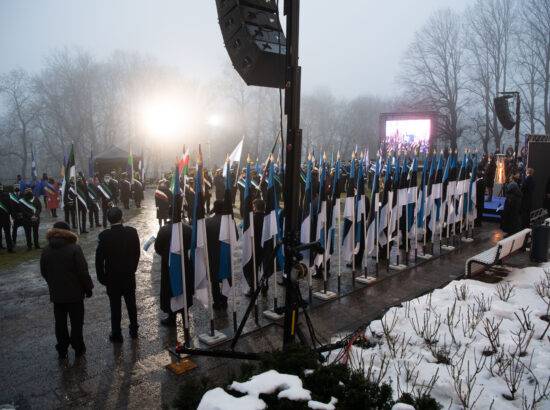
[0,192,535,409]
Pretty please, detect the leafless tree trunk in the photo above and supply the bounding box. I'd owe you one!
[399,9,466,150]
[0,69,38,179]
[465,0,516,153]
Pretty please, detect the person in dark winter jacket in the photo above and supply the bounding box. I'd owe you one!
[500,176,522,236]
[19,187,42,249]
[40,221,94,359]
[485,155,496,202]
[521,168,535,229]
[95,207,140,343]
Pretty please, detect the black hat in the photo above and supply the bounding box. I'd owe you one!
[53,221,71,231]
[107,207,123,224]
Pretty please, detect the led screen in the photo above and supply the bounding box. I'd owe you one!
[385,119,431,146]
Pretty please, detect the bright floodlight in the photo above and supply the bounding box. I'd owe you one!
[208,114,222,127]
[143,99,186,138]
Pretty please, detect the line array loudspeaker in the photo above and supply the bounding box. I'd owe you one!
[216,0,286,88]
[494,96,516,130]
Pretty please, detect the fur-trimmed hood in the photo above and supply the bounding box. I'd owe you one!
[46,228,79,248]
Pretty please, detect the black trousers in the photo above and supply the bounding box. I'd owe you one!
[102,207,110,228]
[79,208,87,231]
[108,289,138,334]
[0,218,13,249]
[65,206,76,228]
[13,220,36,248]
[54,301,85,353]
[88,205,99,227]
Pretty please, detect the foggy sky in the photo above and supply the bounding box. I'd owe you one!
[0,0,473,98]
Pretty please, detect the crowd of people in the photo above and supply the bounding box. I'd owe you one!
[0,170,144,252]
[1,146,549,360]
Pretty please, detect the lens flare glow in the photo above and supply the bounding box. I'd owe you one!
[142,98,187,139]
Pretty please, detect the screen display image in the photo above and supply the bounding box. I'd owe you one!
[385,119,431,151]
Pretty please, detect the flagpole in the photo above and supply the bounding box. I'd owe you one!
[323,195,328,293]
[362,193,367,278]
[229,221,237,333]
[73,143,81,235]
[351,185,356,286]
[178,222,191,346]
[375,193,379,276]
[337,199,341,293]
[251,214,259,323]
[386,191,391,271]
[273,235,278,310]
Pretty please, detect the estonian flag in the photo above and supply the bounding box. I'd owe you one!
[366,155,380,256]
[378,153,393,246]
[430,153,445,232]
[261,159,282,277]
[241,161,254,294]
[342,156,356,262]
[390,155,401,238]
[354,157,367,260]
[416,153,430,236]
[329,154,342,259]
[468,153,478,223]
[407,154,418,234]
[219,160,237,297]
[314,156,328,269]
[169,164,188,312]
[300,156,313,267]
[191,160,210,308]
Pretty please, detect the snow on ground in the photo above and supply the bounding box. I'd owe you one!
[197,263,550,409]
[344,263,550,410]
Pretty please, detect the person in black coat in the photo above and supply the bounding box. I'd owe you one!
[154,221,194,326]
[0,182,14,252]
[213,169,225,201]
[109,171,119,206]
[521,168,535,229]
[131,175,144,208]
[40,221,94,358]
[19,187,42,249]
[500,176,522,236]
[95,207,140,342]
[475,171,486,227]
[120,172,131,210]
[485,155,496,202]
[155,181,172,226]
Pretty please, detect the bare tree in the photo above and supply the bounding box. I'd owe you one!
[0,69,38,179]
[519,0,550,135]
[465,0,516,153]
[399,9,466,150]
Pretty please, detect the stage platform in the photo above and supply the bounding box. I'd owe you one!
[483,195,505,221]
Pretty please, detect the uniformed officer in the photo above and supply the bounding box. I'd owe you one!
[0,182,15,253]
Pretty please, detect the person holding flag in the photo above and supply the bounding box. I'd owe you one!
[63,145,77,230]
[314,153,329,281]
[342,153,356,270]
[0,182,15,253]
[154,164,194,336]
[330,153,342,289]
[378,152,393,259]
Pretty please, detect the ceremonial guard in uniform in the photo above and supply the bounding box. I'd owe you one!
[75,176,89,234]
[0,183,15,253]
[131,173,144,208]
[120,173,131,210]
[237,169,247,218]
[214,169,224,201]
[204,171,212,214]
[95,208,140,342]
[183,177,195,222]
[155,181,172,226]
[86,177,101,228]
[97,174,114,229]
[64,178,77,229]
[19,187,42,250]
[11,184,24,246]
[109,171,119,206]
